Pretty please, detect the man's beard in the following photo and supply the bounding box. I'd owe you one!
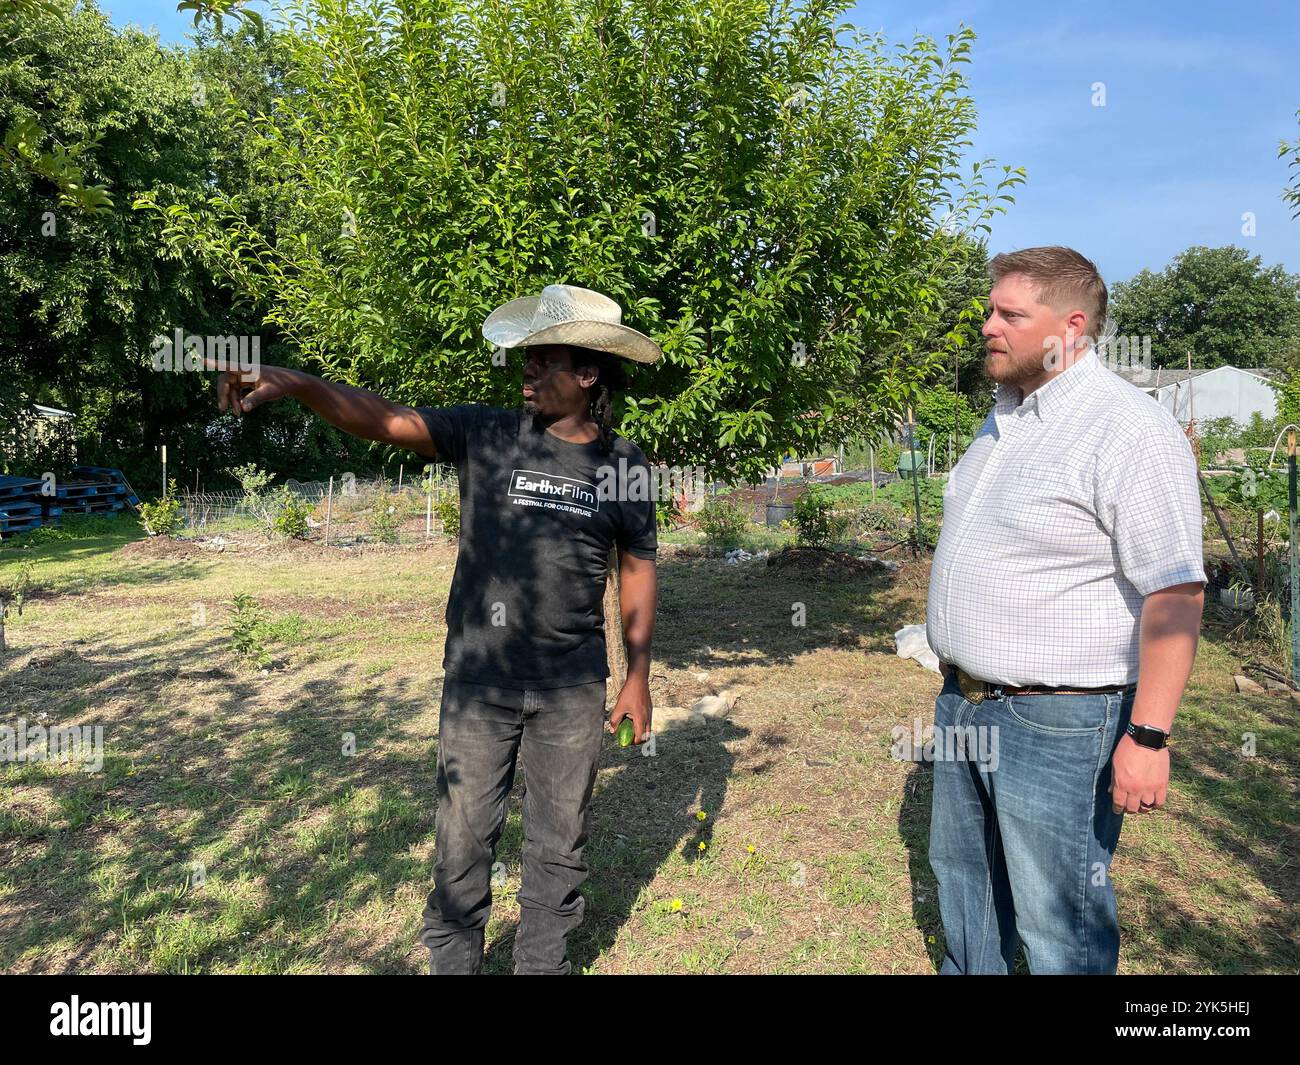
[525,403,554,433]
[983,346,1041,386]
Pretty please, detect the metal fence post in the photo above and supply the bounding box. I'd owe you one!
[1289,431,1298,685]
[324,475,334,545]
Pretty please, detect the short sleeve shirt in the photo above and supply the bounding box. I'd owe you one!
[414,404,657,689]
[926,347,1206,687]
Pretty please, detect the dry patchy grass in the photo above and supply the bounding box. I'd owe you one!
[1,521,1295,973]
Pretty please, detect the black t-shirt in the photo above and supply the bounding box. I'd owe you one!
[414,404,657,689]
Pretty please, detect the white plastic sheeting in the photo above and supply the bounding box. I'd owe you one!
[894,623,941,674]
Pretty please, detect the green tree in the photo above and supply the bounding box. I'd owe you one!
[1281,107,1299,221]
[912,385,979,457]
[0,3,378,488]
[920,231,992,399]
[141,0,1022,481]
[1109,245,1300,371]
[1,1,200,473]
[1267,335,1300,428]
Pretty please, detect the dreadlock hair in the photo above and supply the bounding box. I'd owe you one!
[567,345,627,455]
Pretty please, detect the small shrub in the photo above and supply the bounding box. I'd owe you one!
[229,593,271,669]
[916,516,941,550]
[230,462,273,499]
[139,481,184,536]
[793,485,850,549]
[695,495,750,547]
[657,495,686,532]
[877,475,946,515]
[368,483,401,543]
[1,559,33,616]
[1224,589,1290,672]
[852,500,905,534]
[434,494,460,537]
[270,487,312,540]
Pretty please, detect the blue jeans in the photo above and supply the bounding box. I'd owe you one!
[420,677,607,975]
[927,669,1135,974]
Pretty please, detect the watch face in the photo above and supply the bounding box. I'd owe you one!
[1130,724,1167,749]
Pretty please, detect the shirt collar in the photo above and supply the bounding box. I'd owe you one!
[994,346,1100,422]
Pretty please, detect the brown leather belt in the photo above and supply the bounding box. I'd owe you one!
[953,667,1134,705]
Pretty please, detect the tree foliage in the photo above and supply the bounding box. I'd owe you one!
[141,0,1022,480]
[1282,106,1300,222]
[1109,245,1300,371]
[0,2,378,487]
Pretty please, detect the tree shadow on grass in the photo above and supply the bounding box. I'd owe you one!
[480,718,746,975]
[651,550,925,673]
[1,633,441,974]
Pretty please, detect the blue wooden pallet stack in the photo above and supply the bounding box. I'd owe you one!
[71,466,141,507]
[55,477,127,516]
[0,475,49,536]
[0,467,137,536]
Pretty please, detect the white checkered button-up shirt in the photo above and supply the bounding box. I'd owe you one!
[926,346,1207,687]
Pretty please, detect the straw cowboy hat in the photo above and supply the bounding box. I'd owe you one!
[482,284,661,364]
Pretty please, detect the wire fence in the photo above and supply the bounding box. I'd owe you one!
[176,460,913,545]
[181,466,461,543]
[114,455,1261,592]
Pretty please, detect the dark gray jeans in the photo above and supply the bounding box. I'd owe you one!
[420,676,607,975]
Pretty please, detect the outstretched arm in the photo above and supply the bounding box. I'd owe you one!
[213,363,436,458]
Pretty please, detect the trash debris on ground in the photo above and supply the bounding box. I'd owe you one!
[1218,587,1255,610]
[654,686,746,732]
[894,623,940,674]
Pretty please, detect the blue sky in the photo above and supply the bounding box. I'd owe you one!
[104,0,1300,284]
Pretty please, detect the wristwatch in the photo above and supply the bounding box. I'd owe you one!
[1126,722,1171,750]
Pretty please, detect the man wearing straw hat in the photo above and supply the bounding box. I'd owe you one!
[212,284,661,974]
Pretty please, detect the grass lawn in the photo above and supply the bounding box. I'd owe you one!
[1,518,1296,973]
